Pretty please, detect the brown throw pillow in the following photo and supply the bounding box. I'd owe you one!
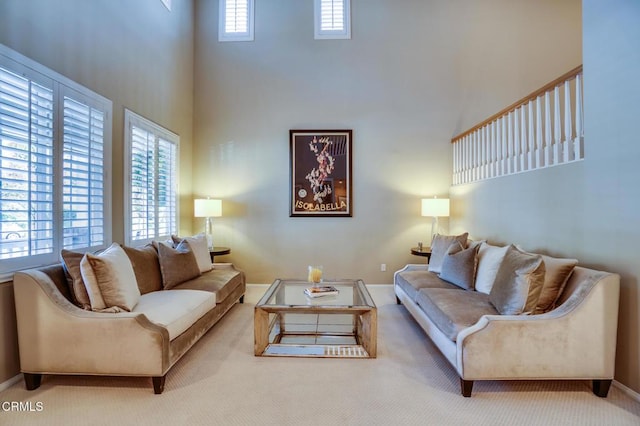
[439,242,480,290]
[60,249,92,309]
[122,244,163,294]
[156,240,201,290]
[428,232,469,274]
[489,245,546,315]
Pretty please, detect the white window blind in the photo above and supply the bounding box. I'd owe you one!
[125,110,178,246]
[219,0,254,42]
[0,67,54,260]
[315,0,351,39]
[62,95,105,250]
[0,44,112,277]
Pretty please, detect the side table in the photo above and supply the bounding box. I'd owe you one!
[410,247,431,262]
[209,247,231,263]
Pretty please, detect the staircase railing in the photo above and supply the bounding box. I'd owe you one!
[451,65,583,185]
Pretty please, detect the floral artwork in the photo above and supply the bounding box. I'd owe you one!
[290,130,352,217]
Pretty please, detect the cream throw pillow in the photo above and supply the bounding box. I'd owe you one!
[475,242,510,294]
[171,234,212,273]
[81,243,140,312]
[489,245,546,315]
[428,233,469,274]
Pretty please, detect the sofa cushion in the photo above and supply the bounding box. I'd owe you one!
[489,245,546,315]
[515,249,578,314]
[133,290,216,340]
[439,242,480,290]
[396,270,460,302]
[415,288,498,341]
[428,233,469,274]
[122,244,163,294]
[475,242,510,294]
[60,249,92,309]
[81,243,141,311]
[172,267,245,304]
[156,240,201,290]
[171,233,213,273]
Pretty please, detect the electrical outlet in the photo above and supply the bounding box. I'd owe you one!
[380,263,386,272]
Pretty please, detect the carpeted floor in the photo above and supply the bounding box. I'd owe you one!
[1,285,639,425]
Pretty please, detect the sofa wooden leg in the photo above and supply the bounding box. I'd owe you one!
[593,379,612,397]
[24,373,42,391]
[152,376,166,394]
[460,379,473,397]
[239,295,245,304]
[396,296,402,305]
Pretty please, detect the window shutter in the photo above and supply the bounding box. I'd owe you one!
[130,125,156,242]
[62,96,105,250]
[219,0,254,42]
[315,0,351,39]
[0,66,54,260]
[125,110,179,245]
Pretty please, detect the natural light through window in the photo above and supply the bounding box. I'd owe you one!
[124,110,178,246]
[219,0,254,42]
[315,0,351,39]
[0,44,112,277]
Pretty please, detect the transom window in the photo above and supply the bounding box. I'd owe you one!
[314,0,351,39]
[219,0,255,42]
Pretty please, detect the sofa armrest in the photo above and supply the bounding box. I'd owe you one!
[393,263,428,284]
[456,271,620,380]
[13,270,170,376]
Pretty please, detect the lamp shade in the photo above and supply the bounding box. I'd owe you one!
[421,198,450,217]
[194,198,222,217]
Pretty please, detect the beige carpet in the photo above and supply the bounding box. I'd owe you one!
[1,285,639,426]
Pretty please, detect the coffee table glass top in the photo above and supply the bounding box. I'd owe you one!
[254,279,377,358]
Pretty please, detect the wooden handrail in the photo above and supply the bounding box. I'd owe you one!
[451,65,583,143]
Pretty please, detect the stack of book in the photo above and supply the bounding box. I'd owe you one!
[304,285,339,298]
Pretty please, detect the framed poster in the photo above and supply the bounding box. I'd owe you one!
[290,129,352,217]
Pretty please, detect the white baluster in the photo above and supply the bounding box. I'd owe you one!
[536,95,544,168]
[521,104,528,172]
[528,99,535,170]
[483,125,489,179]
[501,116,508,176]
[490,120,497,178]
[564,80,574,162]
[575,73,584,160]
[545,91,553,166]
[513,109,521,173]
[554,85,562,164]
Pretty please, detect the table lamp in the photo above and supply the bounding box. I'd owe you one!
[194,198,222,249]
[421,197,450,243]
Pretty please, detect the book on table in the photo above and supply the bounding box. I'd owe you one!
[304,285,339,298]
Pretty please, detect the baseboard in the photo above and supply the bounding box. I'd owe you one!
[0,373,22,392]
[613,379,640,403]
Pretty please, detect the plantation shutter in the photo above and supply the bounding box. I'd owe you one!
[62,95,106,249]
[130,125,156,242]
[315,0,351,39]
[0,66,54,261]
[225,0,249,34]
[157,137,177,237]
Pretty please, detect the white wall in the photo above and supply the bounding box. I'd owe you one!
[451,0,640,394]
[193,0,582,284]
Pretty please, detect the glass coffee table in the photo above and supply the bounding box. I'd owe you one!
[254,279,377,358]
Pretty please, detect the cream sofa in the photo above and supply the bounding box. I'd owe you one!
[394,239,620,397]
[13,257,245,394]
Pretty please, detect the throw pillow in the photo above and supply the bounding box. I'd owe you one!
[122,244,163,294]
[439,242,480,290]
[81,243,141,311]
[60,249,92,309]
[474,242,510,294]
[514,247,578,314]
[171,233,213,273]
[489,245,546,315]
[428,232,469,274]
[156,240,201,290]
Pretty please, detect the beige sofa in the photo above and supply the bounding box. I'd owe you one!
[13,260,245,394]
[394,240,620,397]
